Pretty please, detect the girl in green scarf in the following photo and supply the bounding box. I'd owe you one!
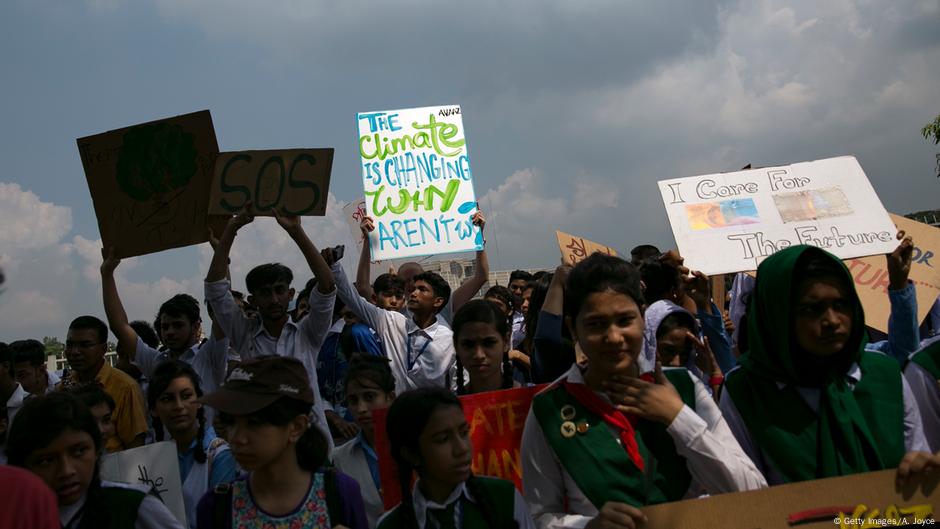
[721,244,932,485]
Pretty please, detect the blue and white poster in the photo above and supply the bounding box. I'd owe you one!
[356,104,483,260]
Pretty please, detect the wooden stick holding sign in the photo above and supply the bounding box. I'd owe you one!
[208,149,334,216]
[556,230,618,266]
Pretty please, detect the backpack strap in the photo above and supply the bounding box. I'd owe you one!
[324,467,346,527]
[213,483,232,529]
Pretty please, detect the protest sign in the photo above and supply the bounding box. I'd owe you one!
[208,149,333,216]
[847,213,940,333]
[373,385,545,509]
[556,230,618,265]
[658,156,897,276]
[356,105,483,261]
[77,110,226,259]
[641,468,938,529]
[100,441,187,527]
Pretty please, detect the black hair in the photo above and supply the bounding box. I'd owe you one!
[153,316,164,345]
[637,257,681,304]
[373,273,405,295]
[509,270,533,284]
[566,253,644,323]
[387,388,516,529]
[68,316,109,345]
[71,384,116,413]
[413,271,451,307]
[157,294,201,325]
[245,263,294,294]
[452,300,514,395]
[531,271,548,281]
[6,392,120,527]
[130,320,160,349]
[523,273,554,354]
[655,311,697,340]
[343,354,396,395]
[10,339,45,367]
[631,244,661,259]
[231,290,245,301]
[484,286,515,316]
[147,360,207,464]
[339,323,367,357]
[218,397,328,472]
[0,341,10,366]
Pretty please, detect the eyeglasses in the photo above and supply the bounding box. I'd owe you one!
[64,341,104,350]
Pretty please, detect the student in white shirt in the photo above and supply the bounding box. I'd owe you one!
[333,354,397,528]
[11,339,59,395]
[904,340,940,453]
[203,206,337,452]
[354,212,490,325]
[521,254,765,529]
[101,251,229,400]
[331,254,456,392]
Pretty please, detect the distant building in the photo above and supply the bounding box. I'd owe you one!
[419,258,545,297]
[906,209,940,227]
[46,349,118,374]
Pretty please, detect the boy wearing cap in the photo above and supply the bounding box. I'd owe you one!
[204,207,338,452]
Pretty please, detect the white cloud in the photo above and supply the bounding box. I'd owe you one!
[0,182,72,251]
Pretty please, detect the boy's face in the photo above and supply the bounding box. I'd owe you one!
[509,279,527,298]
[14,361,45,395]
[793,276,853,357]
[373,288,405,311]
[65,328,106,377]
[408,280,442,314]
[248,281,294,322]
[159,314,199,352]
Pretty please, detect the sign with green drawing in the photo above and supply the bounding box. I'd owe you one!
[356,104,483,260]
[208,149,334,216]
[77,110,226,258]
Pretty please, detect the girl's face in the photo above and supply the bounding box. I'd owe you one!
[222,413,306,471]
[456,322,508,383]
[25,429,97,506]
[793,276,853,357]
[569,290,644,375]
[415,406,472,491]
[657,327,693,366]
[88,402,115,448]
[521,288,533,315]
[152,376,201,437]
[346,378,394,437]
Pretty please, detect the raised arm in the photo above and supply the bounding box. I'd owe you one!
[274,208,334,294]
[885,231,919,362]
[450,211,489,311]
[100,247,138,358]
[206,207,254,283]
[355,216,375,299]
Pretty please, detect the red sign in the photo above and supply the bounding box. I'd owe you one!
[372,385,546,509]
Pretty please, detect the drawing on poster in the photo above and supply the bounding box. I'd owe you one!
[685,199,761,230]
[773,187,853,223]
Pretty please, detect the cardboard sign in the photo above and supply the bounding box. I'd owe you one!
[77,110,226,258]
[556,230,618,265]
[641,469,938,529]
[847,214,940,333]
[100,441,187,527]
[658,156,897,275]
[356,105,483,261]
[208,149,333,216]
[373,385,545,509]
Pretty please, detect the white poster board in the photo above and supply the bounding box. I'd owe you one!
[100,441,187,527]
[356,105,483,260]
[657,156,897,275]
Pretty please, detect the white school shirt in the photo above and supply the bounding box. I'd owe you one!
[333,264,455,391]
[333,437,383,529]
[521,364,767,529]
[5,383,29,425]
[380,480,536,529]
[903,360,940,453]
[719,362,931,485]
[59,481,184,529]
[205,279,336,453]
[133,337,229,394]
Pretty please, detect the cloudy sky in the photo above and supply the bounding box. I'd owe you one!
[2,0,939,340]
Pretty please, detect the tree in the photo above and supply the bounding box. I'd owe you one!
[922,114,940,178]
[42,336,65,357]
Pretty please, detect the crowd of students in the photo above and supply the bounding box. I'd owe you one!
[1,207,939,529]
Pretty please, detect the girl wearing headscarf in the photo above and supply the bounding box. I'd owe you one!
[720,245,931,485]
